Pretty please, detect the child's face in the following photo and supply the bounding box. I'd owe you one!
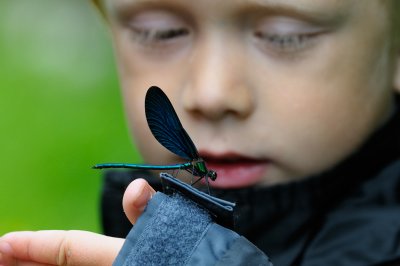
[102,0,400,188]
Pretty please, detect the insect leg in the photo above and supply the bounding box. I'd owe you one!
[191,164,196,184]
[205,174,211,195]
[191,176,203,186]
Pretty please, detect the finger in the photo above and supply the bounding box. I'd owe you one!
[123,178,156,224]
[0,230,123,266]
[1,256,51,266]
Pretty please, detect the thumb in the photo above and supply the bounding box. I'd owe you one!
[0,230,123,266]
[123,178,156,225]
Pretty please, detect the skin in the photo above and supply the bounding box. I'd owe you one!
[107,0,399,187]
[1,0,399,265]
[0,179,155,266]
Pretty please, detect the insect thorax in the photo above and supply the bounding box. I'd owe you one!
[193,159,208,175]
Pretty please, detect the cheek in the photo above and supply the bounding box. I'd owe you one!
[121,85,171,164]
[124,91,175,164]
[251,44,392,177]
[254,90,370,180]
[269,92,368,174]
[113,32,185,163]
[117,66,187,165]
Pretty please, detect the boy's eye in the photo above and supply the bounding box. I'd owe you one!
[131,27,189,42]
[253,17,324,55]
[126,10,190,45]
[254,32,313,53]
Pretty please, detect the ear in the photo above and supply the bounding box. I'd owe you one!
[394,52,400,94]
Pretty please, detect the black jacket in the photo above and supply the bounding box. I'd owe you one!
[101,102,400,265]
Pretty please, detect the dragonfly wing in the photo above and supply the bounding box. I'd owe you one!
[145,86,199,160]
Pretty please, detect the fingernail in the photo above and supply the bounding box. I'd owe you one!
[133,185,153,211]
[0,241,12,255]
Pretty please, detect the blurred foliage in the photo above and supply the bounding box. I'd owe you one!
[0,0,140,234]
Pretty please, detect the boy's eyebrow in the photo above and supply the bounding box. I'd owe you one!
[238,0,351,23]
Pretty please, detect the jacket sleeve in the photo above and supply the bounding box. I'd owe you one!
[113,191,272,266]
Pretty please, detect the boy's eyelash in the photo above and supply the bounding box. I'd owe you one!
[155,28,189,40]
[254,31,314,53]
[131,27,189,43]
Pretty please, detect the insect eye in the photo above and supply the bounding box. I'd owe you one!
[210,171,217,181]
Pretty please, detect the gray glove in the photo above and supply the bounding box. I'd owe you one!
[113,173,272,266]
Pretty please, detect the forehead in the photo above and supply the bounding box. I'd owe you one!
[101,0,391,24]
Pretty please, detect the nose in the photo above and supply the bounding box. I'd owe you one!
[182,36,254,121]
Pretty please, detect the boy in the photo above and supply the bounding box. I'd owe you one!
[1,0,400,265]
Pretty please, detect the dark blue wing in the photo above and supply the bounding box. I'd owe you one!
[145,86,199,160]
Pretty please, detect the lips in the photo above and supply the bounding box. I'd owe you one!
[200,152,269,189]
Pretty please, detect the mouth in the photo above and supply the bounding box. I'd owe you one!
[200,151,270,189]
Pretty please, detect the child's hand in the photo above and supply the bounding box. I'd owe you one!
[122,178,157,225]
[0,178,156,266]
[0,230,123,266]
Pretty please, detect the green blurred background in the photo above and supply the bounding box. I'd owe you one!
[0,1,140,234]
